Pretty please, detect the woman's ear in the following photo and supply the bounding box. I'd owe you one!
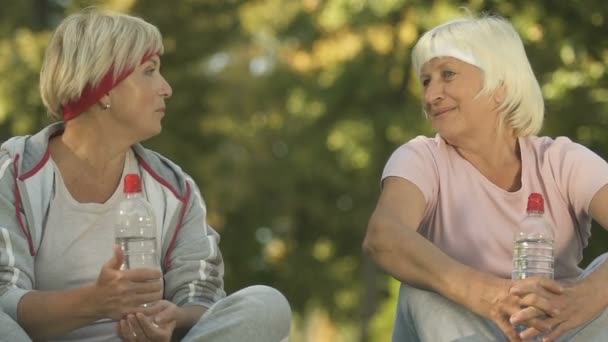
[493,83,506,105]
[98,93,111,110]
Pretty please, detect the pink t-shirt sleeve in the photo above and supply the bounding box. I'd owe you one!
[381,136,439,208]
[546,137,608,219]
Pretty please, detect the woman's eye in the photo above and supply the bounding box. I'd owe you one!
[442,70,455,79]
[421,78,430,87]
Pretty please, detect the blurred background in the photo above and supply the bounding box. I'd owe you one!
[1,0,608,341]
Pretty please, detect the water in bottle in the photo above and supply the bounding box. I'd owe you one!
[115,173,159,270]
[512,193,554,341]
[512,193,554,280]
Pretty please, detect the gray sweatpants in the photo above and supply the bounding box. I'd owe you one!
[0,285,291,342]
[392,253,608,341]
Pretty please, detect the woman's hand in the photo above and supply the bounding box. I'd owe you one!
[94,246,164,320]
[510,279,605,341]
[474,277,562,341]
[118,301,178,342]
[480,278,525,341]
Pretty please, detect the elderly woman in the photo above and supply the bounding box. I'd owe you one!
[0,8,291,342]
[364,14,608,342]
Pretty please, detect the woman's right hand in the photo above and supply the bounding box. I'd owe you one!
[118,301,178,342]
[93,245,164,320]
[480,277,562,341]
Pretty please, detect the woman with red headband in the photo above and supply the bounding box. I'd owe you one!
[0,8,291,342]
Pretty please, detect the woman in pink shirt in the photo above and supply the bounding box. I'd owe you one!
[364,14,608,342]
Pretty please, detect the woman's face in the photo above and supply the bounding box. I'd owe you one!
[108,55,172,142]
[419,56,500,144]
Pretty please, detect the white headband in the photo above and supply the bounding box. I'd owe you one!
[418,46,480,74]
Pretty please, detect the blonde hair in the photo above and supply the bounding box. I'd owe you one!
[40,8,164,120]
[411,15,544,136]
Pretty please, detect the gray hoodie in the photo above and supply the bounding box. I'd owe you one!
[0,122,226,322]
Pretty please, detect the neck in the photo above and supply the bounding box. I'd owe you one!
[449,129,522,192]
[60,111,135,170]
[452,130,519,169]
[60,134,125,176]
[48,111,137,203]
[51,112,134,186]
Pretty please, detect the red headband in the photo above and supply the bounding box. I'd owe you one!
[62,52,158,121]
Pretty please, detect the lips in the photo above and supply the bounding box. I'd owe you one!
[432,107,454,117]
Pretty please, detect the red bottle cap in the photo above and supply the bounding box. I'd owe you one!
[123,174,142,194]
[526,193,544,213]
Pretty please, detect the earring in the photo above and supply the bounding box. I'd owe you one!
[103,103,111,110]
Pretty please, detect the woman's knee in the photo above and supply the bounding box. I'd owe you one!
[0,308,31,341]
[234,285,292,338]
[393,283,504,341]
[580,252,608,279]
[396,283,444,318]
[185,285,292,341]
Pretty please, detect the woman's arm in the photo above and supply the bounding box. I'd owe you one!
[18,246,163,340]
[364,177,504,310]
[175,305,205,330]
[18,286,102,340]
[162,177,225,310]
[363,177,544,340]
[174,305,206,338]
[586,183,608,307]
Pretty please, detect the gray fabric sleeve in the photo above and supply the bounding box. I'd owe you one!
[0,154,34,320]
[163,177,226,309]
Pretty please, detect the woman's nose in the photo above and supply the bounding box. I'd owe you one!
[159,76,172,98]
[424,80,444,105]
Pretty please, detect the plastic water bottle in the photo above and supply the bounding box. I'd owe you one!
[512,193,554,280]
[512,192,554,341]
[115,174,159,271]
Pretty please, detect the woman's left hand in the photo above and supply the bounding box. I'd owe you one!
[509,280,606,341]
[118,300,178,342]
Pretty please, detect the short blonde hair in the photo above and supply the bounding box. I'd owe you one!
[412,15,544,136]
[40,8,164,120]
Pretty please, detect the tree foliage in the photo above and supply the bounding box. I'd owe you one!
[1,1,607,340]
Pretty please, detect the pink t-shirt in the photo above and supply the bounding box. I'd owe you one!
[382,135,608,283]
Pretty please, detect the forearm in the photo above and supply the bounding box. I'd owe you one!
[364,220,503,313]
[176,305,206,329]
[173,305,206,340]
[17,285,100,340]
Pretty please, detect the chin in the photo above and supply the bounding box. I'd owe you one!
[150,126,162,138]
[431,122,447,134]
[433,126,452,138]
[138,127,162,143]
[151,120,163,134]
